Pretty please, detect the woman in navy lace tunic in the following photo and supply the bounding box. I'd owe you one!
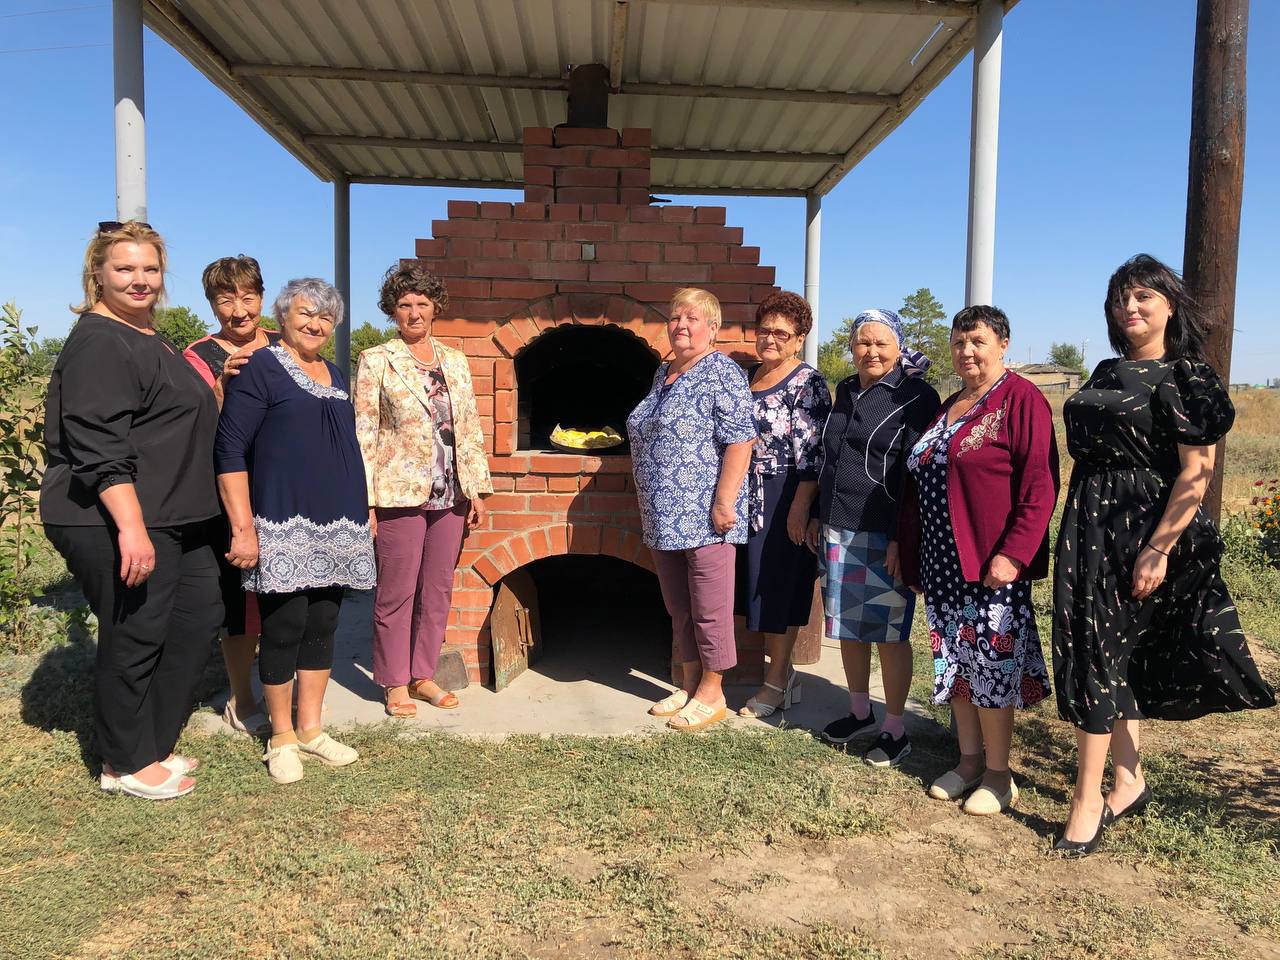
[734,291,830,719]
[1052,255,1275,856]
[215,278,374,785]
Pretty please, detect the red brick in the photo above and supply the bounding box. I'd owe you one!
[621,128,652,148]
[514,201,546,220]
[512,316,539,343]
[564,223,614,242]
[524,146,590,167]
[514,240,548,261]
[590,263,646,282]
[490,512,555,531]
[556,187,620,204]
[548,241,580,261]
[494,323,525,357]
[664,244,695,263]
[617,223,681,243]
[623,283,681,302]
[568,523,603,554]
[415,238,446,257]
[470,260,530,279]
[448,200,479,218]
[516,475,547,492]
[494,359,514,388]
[589,148,651,168]
[659,206,696,223]
[452,588,495,610]
[497,221,563,240]
[730,246,761,264]
[495,422,514,454]
[523,165,555,186]
[620,189,651,206]
[531,454,595,474]
[433,317,487,338]
[628,205,659,223]
[473,555,503,585]
[547,476,578,493]
[490,476,515,491]
[491,280,556,300]
[548,524,569,553]
[446,238,483,258]
[528,526,553,560]
[480,239,515,258]
[628,242,660,263]
[648,263,709,282]
[682,224,742,243]
[559,281,624,294]
[711,263,776,284]
[703,283,754,303]
[594,242,628,261]
[528,493,575,512]
[530,261,589,281]
[554,128,619,147]
[620,168,651,188]
[522,127,554,146]
[484,493,528,512]
[433,219,497,239]
[592,474,627,492]
[475,394,494,419]
[470,376,493,395]
[695,206,727,224]
[480,202,513,219]
[556,166,618,188]
[468,356,495,377]
[547,203,580,222]
[508,535,534,568]
[596,204,629,222]
[524,185,554,203]
[444,279,492,299]
[695,244,729,263]
[465,338,503,357]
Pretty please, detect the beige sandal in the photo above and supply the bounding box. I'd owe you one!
[648,690,691,717]
[408,679,459,710]
[667,697,727,732]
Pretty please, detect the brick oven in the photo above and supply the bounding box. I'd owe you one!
[410,125,782,688]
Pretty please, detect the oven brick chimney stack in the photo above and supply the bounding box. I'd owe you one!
[522,126,653,206]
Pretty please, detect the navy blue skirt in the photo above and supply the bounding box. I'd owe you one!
[735,470,818,633]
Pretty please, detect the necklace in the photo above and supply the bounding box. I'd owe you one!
[407,338,437,367]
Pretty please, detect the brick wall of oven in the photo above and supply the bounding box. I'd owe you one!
[408,126,779,684]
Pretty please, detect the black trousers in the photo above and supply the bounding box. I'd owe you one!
[46,522,223,775]
[257,587,343,685]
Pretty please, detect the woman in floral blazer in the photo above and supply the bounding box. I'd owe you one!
[354,264,493,717]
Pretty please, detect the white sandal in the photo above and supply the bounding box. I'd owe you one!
[739,671,801,718]
[667,697,727,732]
[648,690,691,717]
[100,767,196,800]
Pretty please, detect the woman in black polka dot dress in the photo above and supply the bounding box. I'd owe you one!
[1051,255,1275,856]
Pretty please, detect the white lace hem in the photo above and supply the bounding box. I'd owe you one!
[268,345,349,401]
[244,514,375,593]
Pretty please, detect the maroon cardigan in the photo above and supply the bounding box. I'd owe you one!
[899,371,1060,587]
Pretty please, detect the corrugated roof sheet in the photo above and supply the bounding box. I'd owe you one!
[145,0,1000,194]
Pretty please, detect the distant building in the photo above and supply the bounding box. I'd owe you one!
[1007,362,1083,393]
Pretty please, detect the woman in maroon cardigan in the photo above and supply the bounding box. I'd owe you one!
[902,305,1058,816]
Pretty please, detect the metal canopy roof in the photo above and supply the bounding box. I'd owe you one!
[144,0,1013,197]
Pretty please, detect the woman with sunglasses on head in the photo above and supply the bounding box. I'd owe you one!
[1051,255,1275,856]
[40,221,224,800]
[734,291,831,719]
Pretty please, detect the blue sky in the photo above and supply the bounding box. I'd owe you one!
[1,0,1277,381]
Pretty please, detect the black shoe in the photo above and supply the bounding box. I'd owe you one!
[1110,786,1152,822]
[821,712,876,744]
[1053,803,1112,859]
[865,731,911,768]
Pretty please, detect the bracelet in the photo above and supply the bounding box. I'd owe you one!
[1145,543,1170,557]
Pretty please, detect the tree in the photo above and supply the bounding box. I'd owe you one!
[1048,341,1087,376]
[898,288,952,385]
[817,328,854,386]
[154,306,209,350]
[29,336,64,376]
[318,321,398,369]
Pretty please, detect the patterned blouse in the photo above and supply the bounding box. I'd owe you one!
[418,363,458,510]
[747,362,831,531]
[628,351,757,550]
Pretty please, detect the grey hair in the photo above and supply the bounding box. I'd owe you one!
[273,277,345,326]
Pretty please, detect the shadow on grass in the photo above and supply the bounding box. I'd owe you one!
[19,634,97,772]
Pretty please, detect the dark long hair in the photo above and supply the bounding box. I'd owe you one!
[1104,254,1206,360]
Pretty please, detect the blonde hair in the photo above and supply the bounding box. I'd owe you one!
[73,221,168,315]
[669,287,722,334]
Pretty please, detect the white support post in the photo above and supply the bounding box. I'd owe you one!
[964,0,1002,307]
[113,0,146,222]
[803,191,821,366]
[334,175,352,382]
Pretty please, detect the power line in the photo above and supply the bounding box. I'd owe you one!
[0,3,107,19]
[0,39,159,55]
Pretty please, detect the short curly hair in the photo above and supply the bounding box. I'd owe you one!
[755,290,812,337]
[377,262,449,317]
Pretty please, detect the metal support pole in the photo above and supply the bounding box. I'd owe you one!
[334,175,352,382]
[964,0,1002,306]
[113,0,146,222]
[1184,0,1249,522]
[803,192,821,366]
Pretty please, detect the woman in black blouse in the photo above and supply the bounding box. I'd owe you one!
[808,309,940,767]
[41,221,223,801]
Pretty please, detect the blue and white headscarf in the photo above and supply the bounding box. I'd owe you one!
[852,308,931,379]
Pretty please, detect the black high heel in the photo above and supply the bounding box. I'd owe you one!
[1110,786,1152,822]
[1054,803,1112,858]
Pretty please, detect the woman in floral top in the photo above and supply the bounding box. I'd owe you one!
[629,288,757,732]
[734,292,831,719]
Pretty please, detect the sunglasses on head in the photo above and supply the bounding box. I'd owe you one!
[97,220,152,233]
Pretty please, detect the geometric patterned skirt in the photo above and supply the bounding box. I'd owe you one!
[819,525,916,644]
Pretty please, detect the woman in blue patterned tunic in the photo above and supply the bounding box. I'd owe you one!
[629,288,757,732]
[215,278,375,784]
[735,291,831,719]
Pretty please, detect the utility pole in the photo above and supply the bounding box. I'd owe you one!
[1183,0,1248,523]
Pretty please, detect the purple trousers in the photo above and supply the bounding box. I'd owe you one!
[371,502,467,687]
[651,541,738,673]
